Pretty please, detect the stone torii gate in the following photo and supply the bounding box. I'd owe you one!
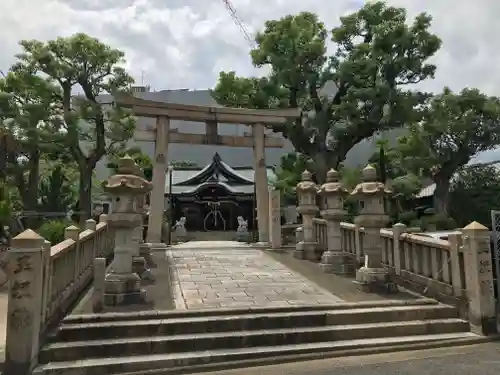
[115,95,301,249]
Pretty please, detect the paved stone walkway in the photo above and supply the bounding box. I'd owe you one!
[169,242,344,310]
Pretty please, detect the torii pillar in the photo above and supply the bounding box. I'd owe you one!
[253,123,270,245]
[146,115,170,249]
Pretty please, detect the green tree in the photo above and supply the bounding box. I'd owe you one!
[171,160,198,169]
[272,152,308,204]
[449,165,500,228]
[398,87,500,215]
[0,67,62,219]
[13,33,136,220]
[38,165,77,214]
[212,2,441,182]
[448,165,500,228]
[107,147,153,180]
[368,140,422,216]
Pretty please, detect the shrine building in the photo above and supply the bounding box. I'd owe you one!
[166,153,275,232]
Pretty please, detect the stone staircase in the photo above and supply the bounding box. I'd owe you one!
[34,299,485,375]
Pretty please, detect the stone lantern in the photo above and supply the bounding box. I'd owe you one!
[350,164,392,291]
[294,170,318,260]
[101,156,153,306]
[318,168,349,274]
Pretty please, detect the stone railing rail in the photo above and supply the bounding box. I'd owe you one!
[340,223,364,265]
[5,214,114,375]
[312,218,327,253]
[379,226,466,303]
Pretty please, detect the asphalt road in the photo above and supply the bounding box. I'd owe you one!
[197,343,500,375]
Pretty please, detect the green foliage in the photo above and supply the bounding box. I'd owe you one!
[398,87,500,214]
[171,160,199,169]
[412,214,458,231]
[108,147,153,180]
[272,153,308,204]
[12,33,136,219]
[38,165,77,213]
[398,211,418,225]
[213,2,441,181]
[339,167,362,190]
[0,183,14,237]
[37,220,73,245]
[0,66,63,213]
[449,165,500,228]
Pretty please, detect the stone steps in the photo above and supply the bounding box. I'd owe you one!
[50,304,459,342]
[34,299,478,375]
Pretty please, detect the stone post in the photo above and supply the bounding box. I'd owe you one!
[92,257,106,313]
[461,221,497,335]
[351,165,392,292]
[65,225,80,289]
[318,168,349,274]
[85,219,97,258]
[268,187,282,249]
[5,229,45,375]
[101,156,153,306]
[147,115,170,250]
[253,123,270,245]
[294,170,318,260]
[392,223,407,276]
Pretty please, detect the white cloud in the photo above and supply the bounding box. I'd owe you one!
[2,0,499,163]
[1,0,498,96]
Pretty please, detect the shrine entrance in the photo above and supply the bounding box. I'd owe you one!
[168,153,261,233]
[115,94,300,248]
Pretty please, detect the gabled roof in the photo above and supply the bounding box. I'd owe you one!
[177,153,253,186]
[164,153,276,195]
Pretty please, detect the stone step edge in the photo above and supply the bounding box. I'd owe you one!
[34,332,485,373]
[43,318,468,351]
[65,298,438,324]
[57,304,457,332]
[115,334,499,375]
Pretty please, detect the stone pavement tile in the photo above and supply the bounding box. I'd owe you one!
[170,247,344,310]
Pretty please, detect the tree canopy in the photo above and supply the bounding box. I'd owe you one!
[11,33,136,219]
[398,87,500,214]
[213,1,441,182]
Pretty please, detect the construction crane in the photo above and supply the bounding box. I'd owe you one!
[221,0,256,49]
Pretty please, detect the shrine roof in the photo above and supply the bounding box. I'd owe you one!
[164,153,275,195]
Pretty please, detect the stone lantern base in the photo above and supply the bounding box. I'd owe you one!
[293,241,316,260]
[139,243,157,268]
[320,251,350,274]
[354,266,398,294]
[104,272,147,306]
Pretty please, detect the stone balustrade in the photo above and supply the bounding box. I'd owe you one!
[4,215,114,374]
[312,218,327,253]
[287,165,497,335]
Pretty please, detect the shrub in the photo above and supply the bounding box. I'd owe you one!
[37,220,75,245]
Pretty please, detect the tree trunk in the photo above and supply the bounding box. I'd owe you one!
[313,152,329,184]
[78,165,93,224]
[433,177,451,216]
[23,150,41,228]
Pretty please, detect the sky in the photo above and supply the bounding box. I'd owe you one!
[1,0,500,162]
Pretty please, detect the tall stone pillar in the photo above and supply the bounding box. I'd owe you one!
[351,165,393,292]
[462,221,497,335]
[4,229,45,375]
[102,156,153,306]
[318,168,350,274]
[252,123,269,245]
[268,187,282,249]
[147,115,170,249]
[294,170,318,260]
